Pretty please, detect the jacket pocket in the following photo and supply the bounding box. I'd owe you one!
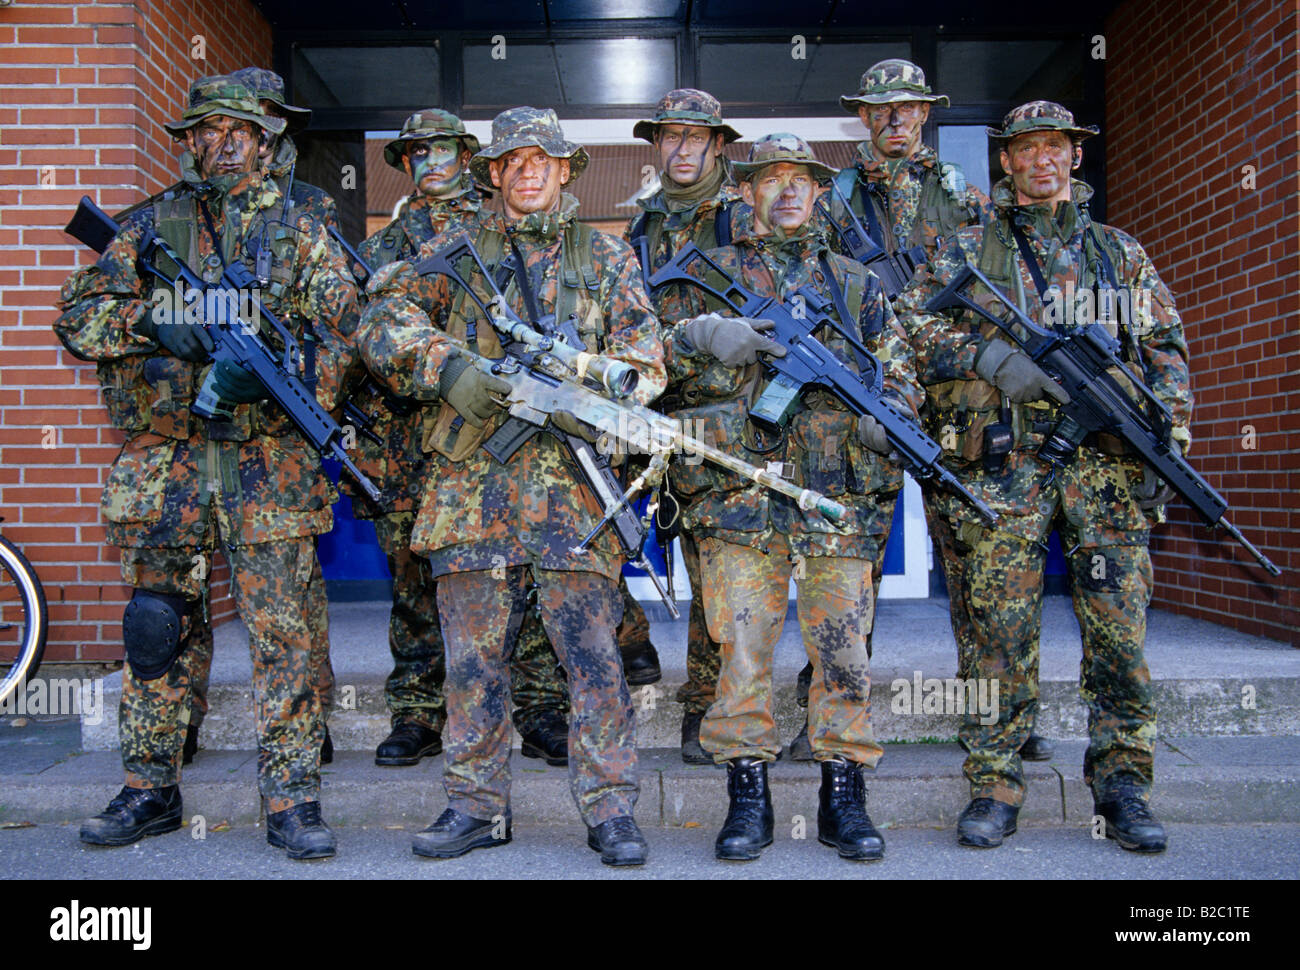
[97,357,151,434]
[101,434,175,524]
[924,378,1001,465]
[143,356,195,441]
[668,399,751,498]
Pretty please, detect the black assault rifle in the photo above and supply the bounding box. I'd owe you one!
[64,196,381,502]
[647,242,998,525]
[926,262,1281,577]
[817,181,926,301]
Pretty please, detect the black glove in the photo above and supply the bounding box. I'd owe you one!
[1135,441,1181,510]
[681,313,787,368]
[975,339,1069,405]
[150,311,206,363]
[439,356,511,426]
[209,358,266,404]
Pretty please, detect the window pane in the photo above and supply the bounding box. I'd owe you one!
[937,125,992,197]
[464,38,676,108]
[937,38,1086,105]
[700,40,909,106]
[292,45,440,111]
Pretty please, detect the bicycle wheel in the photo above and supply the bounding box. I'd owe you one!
[0,534,48,707]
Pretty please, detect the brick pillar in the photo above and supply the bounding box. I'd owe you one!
[1104,0,1299,644]
[1,1,272,664]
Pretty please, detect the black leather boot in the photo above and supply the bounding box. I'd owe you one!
[786,716,813,762]
[621,641,662,686]
[1020,734,1055,761]
[1095,788,1168,853]
[817,757,884,860]
[587,816,648,866]
[374,720,442,767]
[321,725,334,765]
[519,710,568,766]
[412,807,511,858]
[266,801,336,860]
[182,722,199,765]
[714,757,774,861]
[957,797,1019,848]
[680,711,712,765]
[80,785,183,846]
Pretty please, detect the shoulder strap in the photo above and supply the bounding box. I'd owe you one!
[556,222,600,332]
[714,200,734,248]
[153,195,198,277]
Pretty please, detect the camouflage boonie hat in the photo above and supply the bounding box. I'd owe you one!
[987,100,1100,142]
[732,133,837,182]
[632,88,741,144]
[469,107,588,186]
[840,58,950,111]
[230,67,312,133]
[383,109,481,170]
[163,75,286,139]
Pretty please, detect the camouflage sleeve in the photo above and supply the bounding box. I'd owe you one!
[291,215,363,411]
[893,231,987,385]
[1121,234,1193,449]
[52,214,158,362]
[861,272,924,420]
[356,261,455,402]
[660,246,735,385]
[594,233,667,408]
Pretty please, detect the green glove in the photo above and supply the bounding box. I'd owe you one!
[550,409,599,443]
[150,310,207,363]
[439,356,511,426]
[209,358,266,404]
[856,414,891,455]
[975,339,1069,405]
[681,313,787,368]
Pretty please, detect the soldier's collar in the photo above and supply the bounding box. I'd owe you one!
[855,141,937,179]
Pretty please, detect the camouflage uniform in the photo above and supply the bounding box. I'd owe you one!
[54,78,361,814]
[893,102,1192,807]
[357,108,667,826]
[627,88,746,717]
[665,135,923,766]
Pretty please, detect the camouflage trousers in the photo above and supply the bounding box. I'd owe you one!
[118,538,326,813]
[673,530,724,716]
[188,548,333,730]
[699,536,882,767]
[795,491,897,709]
[953,483,1155,807]
[437,565,638,826]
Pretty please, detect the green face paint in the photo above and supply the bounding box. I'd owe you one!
[407,137,464,199]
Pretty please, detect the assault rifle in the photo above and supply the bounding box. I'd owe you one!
[926,262,1281,577]
[413,238,851,617]
[64,196,381,502]
[647,242,998,525]
[818,181,926,301]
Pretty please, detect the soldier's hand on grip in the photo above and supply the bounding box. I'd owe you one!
[975,338,1069,405]
[681,312,787,368]
[210,358,267,404]
[1135,440,1181,510]
[150,311,207,363]
[439,356,511,427]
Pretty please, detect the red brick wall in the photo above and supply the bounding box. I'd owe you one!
[1105,0,1299,645]
[1,1,271,663]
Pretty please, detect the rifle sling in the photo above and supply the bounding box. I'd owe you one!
[816,253,874,379]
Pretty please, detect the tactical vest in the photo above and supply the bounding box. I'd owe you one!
[630,197,738,272]
[421,220,602,462]
[836,162,969,253]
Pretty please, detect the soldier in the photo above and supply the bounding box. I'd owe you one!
[357,107,666,866]
[626,88,743,764]
[664,134,923,861]
[56,76,360,860]
[894,102,1191,852]
[351,109,574,768]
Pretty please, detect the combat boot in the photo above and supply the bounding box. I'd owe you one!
[266,801,336,860]
[374,720,442,766]
[519,709,568,766]
[786,716,813,761]
[817,757,884,860]
[1019,733,1055,761]
[621,640,662,686]
[957,797,1019,848]
[1095,788,1167,853]
[714,757,774,861]
[80,785,183,846]
[413,807,511,859]
[680,711,712,765]
[587,816,649,866]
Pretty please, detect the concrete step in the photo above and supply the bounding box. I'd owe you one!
[79,598,1300,751]
[5,738,1298,828]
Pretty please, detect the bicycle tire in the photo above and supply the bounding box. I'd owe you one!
[0,534,48,707]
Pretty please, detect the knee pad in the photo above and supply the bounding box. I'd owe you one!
[122,589,193,681]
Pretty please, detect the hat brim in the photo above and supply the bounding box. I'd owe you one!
[163,107,286,139]
[987,122,1100,142]
[732,157,838,182]
[840,92,950,112]
[632,119,742,144]
[277,102,313,135]
[469,139,589,186]
[384,133,483,171]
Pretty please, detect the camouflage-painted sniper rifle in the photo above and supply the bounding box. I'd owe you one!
[413,237,851,617]
[647,242,999,526]
[64,195,381,503]
[927,262,1281,578]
